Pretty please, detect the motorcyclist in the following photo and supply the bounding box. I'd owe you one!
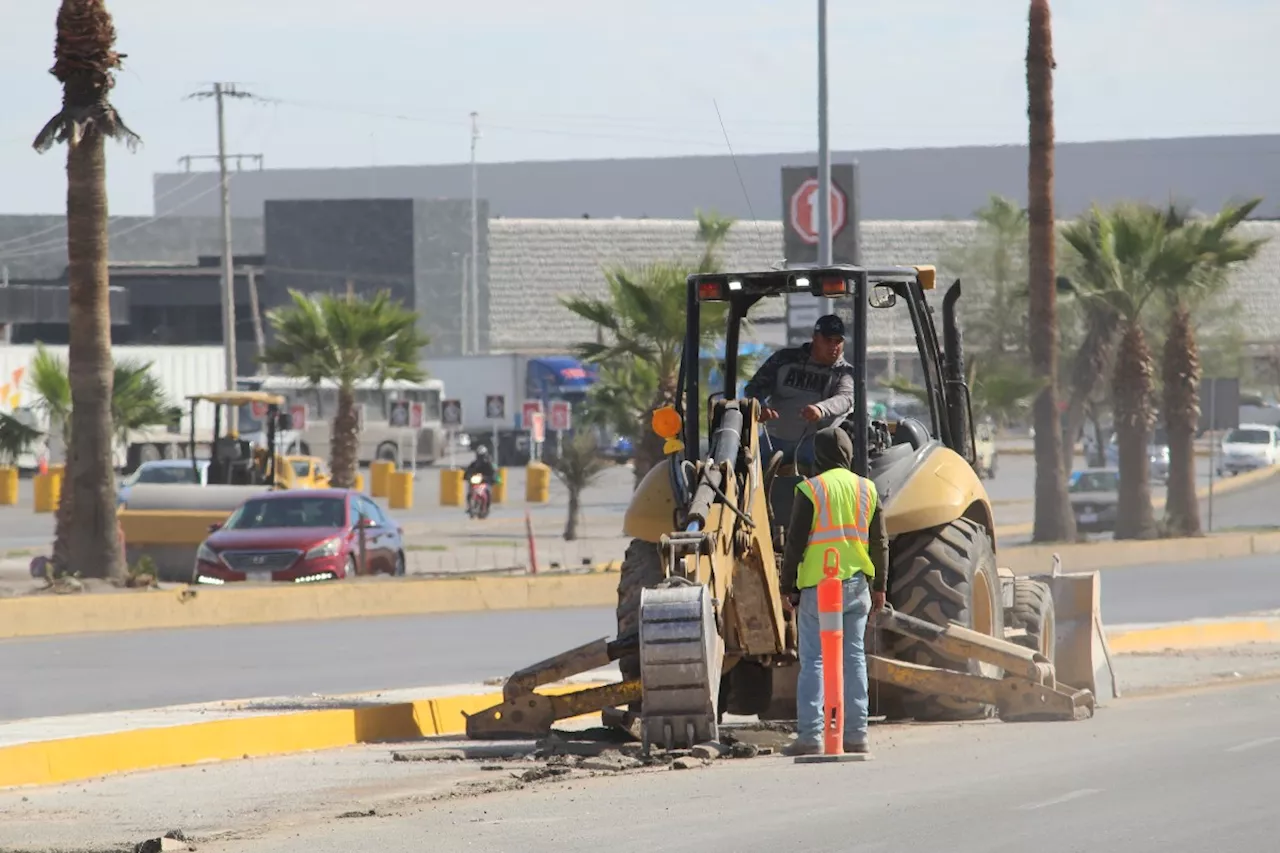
[463,446,496,505]
[743,314,855,471]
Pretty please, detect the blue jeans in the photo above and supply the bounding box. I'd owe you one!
[796,574,871,746]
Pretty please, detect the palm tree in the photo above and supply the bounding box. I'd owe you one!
[32,0,138,580]
[1063,204,1173,539]
[0,414,43,470]
[566,213,736,484]
[262,289,430,488]
[29,344,176,576]
[1026,0,1075,543]
[1058,280,1121,476]
[1158,200,1267,537]
[564,263,730,483]
[554,431,611,540]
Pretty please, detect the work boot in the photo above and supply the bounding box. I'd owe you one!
[782,739,821,757]
[843,740,870,754]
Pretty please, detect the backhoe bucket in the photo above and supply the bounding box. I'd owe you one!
[1030,567,1119,704]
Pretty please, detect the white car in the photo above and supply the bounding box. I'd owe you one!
[117,459,209,506]
[1217,424,1280,476]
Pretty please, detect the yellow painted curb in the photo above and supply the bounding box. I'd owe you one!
[1108,619,1280,654]
[0,682,606,790]
[1000,446,1219,458]
[996,464,1280,540]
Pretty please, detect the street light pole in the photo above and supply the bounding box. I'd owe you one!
[817,0,834,313]
[469,112,480,356]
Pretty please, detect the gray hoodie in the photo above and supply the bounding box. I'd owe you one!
[743,343,855,443]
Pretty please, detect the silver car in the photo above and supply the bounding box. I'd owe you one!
[117,459,209,506]
[1069,468,1121,533]
[1103,428,1169,483]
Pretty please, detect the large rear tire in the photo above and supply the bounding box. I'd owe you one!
[1007,577,1055,661]
[616,538,665,683]
[887,517,1004,721]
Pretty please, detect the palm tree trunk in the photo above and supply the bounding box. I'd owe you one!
[564,488,580,541]
[64,127,124,581]
[1061,306,1119,476]
[1026,0,1075,543]
[1162,301,1202,537]
[331,385,359,488]
[1112,322,1157,539]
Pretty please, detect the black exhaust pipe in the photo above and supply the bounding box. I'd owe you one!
[941,280,974,463]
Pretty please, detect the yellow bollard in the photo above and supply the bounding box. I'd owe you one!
[525,462,551,504]
[33,471,61,514]
[492,467,508,504]
[354,472,365,492]
[49,463,65,478]
[440,468,464,506]
[370,460,394,498]
[387,470,414,510]
[0,467,17,506]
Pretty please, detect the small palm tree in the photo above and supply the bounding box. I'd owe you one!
[1157,200,1266,537]
[32,0,139,581]
[0,414,43,469]
[554,431,611,541]
[30,344,179,575]
[566,213,737,485]
[1063,204,1173,539]
[262,289,430,488]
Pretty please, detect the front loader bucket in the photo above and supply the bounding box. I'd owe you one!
[1031,568,1119,704]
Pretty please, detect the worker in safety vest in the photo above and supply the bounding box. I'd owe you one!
[779,427,888,756]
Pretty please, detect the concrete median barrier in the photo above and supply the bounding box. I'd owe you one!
[3,531,1280,641]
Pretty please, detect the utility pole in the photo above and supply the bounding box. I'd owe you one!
[470,112,481,356]
[187,82,256,430]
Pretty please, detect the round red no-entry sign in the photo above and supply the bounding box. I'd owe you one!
[789,177,847,245]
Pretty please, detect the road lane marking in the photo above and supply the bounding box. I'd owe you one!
[1226,736,1280,753]
[1018,788,1103,810]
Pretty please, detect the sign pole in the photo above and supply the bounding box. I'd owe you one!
[1208,379,1216,532]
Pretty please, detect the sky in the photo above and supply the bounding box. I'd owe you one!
[1,0,1277,216]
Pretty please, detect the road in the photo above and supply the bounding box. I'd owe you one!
[191,679,1280,853]
[5,553,1280,722]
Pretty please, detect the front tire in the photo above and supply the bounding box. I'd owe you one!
[887,517,1004,721]
[616,539,665,683]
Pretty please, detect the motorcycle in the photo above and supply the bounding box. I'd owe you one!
[466,473,491,519]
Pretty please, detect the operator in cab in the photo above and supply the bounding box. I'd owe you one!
[743,314,855,469]
[779,427,888,757]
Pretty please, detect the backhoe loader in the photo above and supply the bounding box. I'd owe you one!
[118,391,299,582]
[466,265,1113,750]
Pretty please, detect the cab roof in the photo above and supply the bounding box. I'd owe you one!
[188,391,286,407]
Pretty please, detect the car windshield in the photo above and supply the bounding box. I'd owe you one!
[1070,471,1119,493]
[133,465,200,485]
[1225,429,1270,444]
[223,497,346,530]
[290,460,311,477]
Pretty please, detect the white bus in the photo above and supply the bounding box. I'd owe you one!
[235,375,447,466]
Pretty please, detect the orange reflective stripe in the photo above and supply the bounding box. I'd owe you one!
[810,476,834,530]
[854,478,872,537]
[809,527,866,545]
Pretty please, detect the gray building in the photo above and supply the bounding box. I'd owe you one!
[152,135,1280,222]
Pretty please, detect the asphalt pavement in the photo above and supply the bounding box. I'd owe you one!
[197,679,1280,853]
[6,551,1280,721]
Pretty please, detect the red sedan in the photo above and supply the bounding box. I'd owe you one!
[194,489,405,584]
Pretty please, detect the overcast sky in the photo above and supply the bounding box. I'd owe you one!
[1,0,1277,216]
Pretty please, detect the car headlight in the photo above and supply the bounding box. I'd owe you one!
[305,536,343,559]
[196,543,219,564]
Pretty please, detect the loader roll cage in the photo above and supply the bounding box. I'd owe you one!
[186,391,293,488]
[673,264,977,506]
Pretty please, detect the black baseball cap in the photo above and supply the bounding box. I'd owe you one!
[814,314,845,338]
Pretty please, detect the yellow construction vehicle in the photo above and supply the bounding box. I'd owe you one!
[118,391,300,581]
[466,265,1112,749]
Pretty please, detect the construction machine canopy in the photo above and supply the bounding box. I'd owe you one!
[187,390,287,408]
[675,264,954,478]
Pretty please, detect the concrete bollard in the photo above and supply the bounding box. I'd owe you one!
[33,471,61,514]
[0,466,18,506]
[369,460,394,498]
[440,468,464,506]
[525,462,551,504]
[387,470,414,510]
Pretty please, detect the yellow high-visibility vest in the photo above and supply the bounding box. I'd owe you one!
[795,468,878,589]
